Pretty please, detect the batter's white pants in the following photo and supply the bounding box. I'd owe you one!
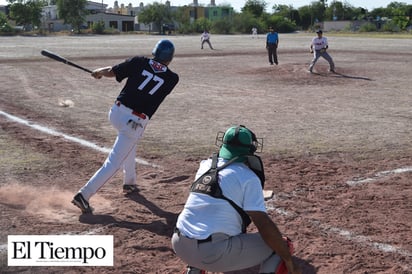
[79,102,149,201]
[172,231,282,273]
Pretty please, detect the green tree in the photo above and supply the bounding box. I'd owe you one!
[138,2,172,34]
[212,17,233,34]
[297,6,312,29]
[174,6,194,33]
[56,0,88,34]
[351,7,368,20]
[91,20,105,34]
[324,1,363,20]
[369,7,389,19]
[232,11,262,34]
[194,17,211,33]
[0,11,13,33]
[241,0,266,18]
[272,4,291,18]
[267,15,297,33]
[310,1,326,24]
[8,0,45,30]
[392,9,409,30]
[298,1,326,30]
[272,4,301,28]
[388,2,411,30]
[369,2,411,31]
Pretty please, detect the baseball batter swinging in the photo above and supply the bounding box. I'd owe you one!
[309,29,335,73]
[72,40,179,214]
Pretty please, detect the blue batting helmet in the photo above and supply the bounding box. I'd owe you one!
[152,40,175,63]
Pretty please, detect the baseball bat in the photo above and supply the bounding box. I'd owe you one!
[41,49,92,73]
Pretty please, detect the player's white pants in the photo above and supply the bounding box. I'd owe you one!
[79,103,149,201]
[309,50,335,71]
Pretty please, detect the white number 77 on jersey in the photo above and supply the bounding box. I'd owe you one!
[138,70,164,95]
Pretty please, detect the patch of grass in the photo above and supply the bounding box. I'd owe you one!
[326,31,412,39]
[0,129,59,178]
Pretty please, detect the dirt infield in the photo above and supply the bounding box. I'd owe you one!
[1,33,411,273]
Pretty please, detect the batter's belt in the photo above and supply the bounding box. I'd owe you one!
[115,101,147,120]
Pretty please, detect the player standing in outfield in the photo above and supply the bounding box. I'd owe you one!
[251,27,258,38]
[72,40,179,214]
[200,30,214,50]
[309,29,335,73]
[172,125,301,274]
[266,26,279,65]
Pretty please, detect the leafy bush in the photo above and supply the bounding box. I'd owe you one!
[0,13,14,34]
[0,23,14,33]
[359,23,377,32]
[382,21,400,32]
[212,18,233,34]
[194,18,212,33]
[232,12,264,34]
[91,21,105,34]
[175,23,196,34]
[267,15,297,33]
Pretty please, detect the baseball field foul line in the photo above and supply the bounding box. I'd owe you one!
[265,198,412,265]
[346,166,412,186]
[0,110,160,168]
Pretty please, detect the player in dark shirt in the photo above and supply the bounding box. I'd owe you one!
[72,40,179,214]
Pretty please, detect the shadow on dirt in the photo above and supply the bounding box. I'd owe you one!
[125,191,179,226]
[312,71,372,80]
[78,191,178,237]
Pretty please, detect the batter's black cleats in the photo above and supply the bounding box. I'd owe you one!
[72,193,93,214]
[123,184,139,194]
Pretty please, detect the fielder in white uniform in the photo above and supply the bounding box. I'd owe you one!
[252,27,258,38]
[172,125,301,274]
[309,29,335,73]
[200,30,214,50]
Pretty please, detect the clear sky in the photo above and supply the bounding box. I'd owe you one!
[1,0,411,12]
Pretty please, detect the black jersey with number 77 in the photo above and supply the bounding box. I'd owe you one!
[113,56,179,118]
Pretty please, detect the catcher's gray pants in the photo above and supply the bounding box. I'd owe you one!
[172,230,282,273]
[309,50,335,71]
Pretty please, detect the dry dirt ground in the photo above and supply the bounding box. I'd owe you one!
[0,33,411,274]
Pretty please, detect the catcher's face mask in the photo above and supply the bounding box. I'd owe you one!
[215,125,263,155]
[215,125,265,186]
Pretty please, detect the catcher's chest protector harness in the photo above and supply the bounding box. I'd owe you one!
[190,153,252,232]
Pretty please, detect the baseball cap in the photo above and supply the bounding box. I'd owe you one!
[316,29,323,34]
[219,126,255,162]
